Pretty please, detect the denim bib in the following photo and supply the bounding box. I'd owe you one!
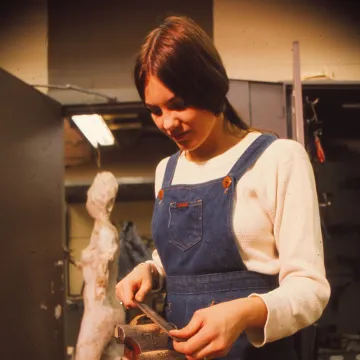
[152,134,297,359]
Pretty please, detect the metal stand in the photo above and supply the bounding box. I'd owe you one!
[292,41,305,145]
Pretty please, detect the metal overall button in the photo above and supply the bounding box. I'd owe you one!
[158,189,164,200]
[222,176,232,193]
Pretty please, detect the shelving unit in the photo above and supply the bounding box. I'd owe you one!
[229,79,360,360]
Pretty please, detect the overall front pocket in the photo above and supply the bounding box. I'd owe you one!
[168,199,203,251]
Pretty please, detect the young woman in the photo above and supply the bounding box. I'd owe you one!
[116,16,330,360]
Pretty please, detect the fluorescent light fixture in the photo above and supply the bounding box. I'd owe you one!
[342,104,360,109]
[71,114,115,148]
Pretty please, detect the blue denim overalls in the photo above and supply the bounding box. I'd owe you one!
[152,134,297,359]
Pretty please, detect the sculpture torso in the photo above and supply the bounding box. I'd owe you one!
[75,172,125,360]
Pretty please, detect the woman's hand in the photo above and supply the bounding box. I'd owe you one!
[169,297,267,359]
[115,263,157,308]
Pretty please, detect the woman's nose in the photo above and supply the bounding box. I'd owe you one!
[162,115,179,131]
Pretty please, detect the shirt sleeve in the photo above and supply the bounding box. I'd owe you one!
[246,141,331,346]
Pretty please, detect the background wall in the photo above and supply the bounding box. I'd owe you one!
[0,0,48,91]
[1,0,359,95]
[47,0,213,104]
[214,0,360,81]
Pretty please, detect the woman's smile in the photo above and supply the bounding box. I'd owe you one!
[170,130,190,142]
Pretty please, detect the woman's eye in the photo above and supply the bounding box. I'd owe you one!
[169,99,187,111]
[171,104,186,111]
[147,107,162,116]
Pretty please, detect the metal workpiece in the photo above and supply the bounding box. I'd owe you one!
[115,323,168,352]
[114,324,185,359]
[137,350,186,359]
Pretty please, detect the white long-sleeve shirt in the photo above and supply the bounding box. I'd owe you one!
[149,131,330,346]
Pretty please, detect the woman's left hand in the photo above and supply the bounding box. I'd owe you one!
[169,297,267,360]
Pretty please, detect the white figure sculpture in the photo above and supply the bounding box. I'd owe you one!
[75,172,125,360]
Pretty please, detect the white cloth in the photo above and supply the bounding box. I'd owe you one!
[149,131,330,346]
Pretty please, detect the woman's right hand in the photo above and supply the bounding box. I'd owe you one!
[115,263,156,308]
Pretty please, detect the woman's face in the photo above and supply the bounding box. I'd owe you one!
[144,75,218,152]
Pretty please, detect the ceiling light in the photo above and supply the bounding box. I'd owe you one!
[342,104,360,109]
[71,114,115,148]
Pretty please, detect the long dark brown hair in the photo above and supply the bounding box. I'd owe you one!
[134,15,249,131]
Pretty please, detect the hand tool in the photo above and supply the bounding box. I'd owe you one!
[134,300,183,342]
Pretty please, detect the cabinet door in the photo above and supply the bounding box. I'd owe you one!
[0,69,64,360]
[227,79,251,126]
[229,80,288,138]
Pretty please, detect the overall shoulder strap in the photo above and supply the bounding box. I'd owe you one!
[161,151,181,188]
[228,134,277,182]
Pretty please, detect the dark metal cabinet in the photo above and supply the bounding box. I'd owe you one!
[0,69,65,360]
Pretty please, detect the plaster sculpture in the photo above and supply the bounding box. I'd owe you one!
[75,172,125,360]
